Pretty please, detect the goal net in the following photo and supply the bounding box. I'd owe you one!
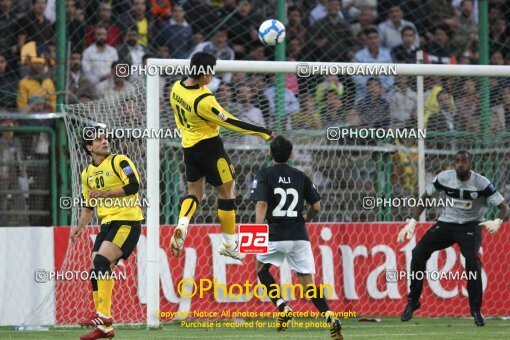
[32,60,510,326]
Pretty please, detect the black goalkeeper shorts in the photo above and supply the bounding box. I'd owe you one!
[93,220,141,260]
[182,136,235,186]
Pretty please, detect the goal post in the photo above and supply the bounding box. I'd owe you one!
[145,58,510,328]
[146,64,161,329]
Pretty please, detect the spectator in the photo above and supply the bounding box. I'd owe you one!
[309,0,350,26]
[43,0,55,23]
[426,89,458,132]
[457,49,476,64]
[491,83,510,133]
[155,4,193,59]
[0,0,18,62]
[17,57,55,111]
[235,85,266,145]
[243,44,267,61]
[452,0,478,23]
[489,16,510,58]
[425,0,457,33]
[356,77,391,128]
[96,61,132,98]
[85,2,121,47]
[190,29,234,83]
[378,4,419,50]
[150,0,171,18]
[424,77,456,123]
[356,30,368,49]
[353,27,394,99]
[184,0,219,39]
[391,26,419,63]
[386,76,417,128]
[322,89,349,127]
[117,26,146,81]
[226,0,262,59]
[66,0,87,53]
[350,7,376,37]
[391,137,418,195]
[17,0,54,49]
[286,6,306,42]
[216,83,238,116]
[490,51,505,65]
[404,0,431,36]
[67,52,95,104]
[247,74,271,126]
[215,0,236,19]
[286,32,303,55]
[0,53,17,110]
[263,78,300,131]
[82,24,119,85]
[450,0,478,53]
[155,44,170,58]
[455,78,479,133]
[315,75,345,115]
[343,0,377,20]
[292,94,322,130]
[116,0,152,48]
[307,0,356,62]
[0,119,29,226]
[424,24,457,64]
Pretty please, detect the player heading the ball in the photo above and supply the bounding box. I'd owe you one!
[169,52,276,260]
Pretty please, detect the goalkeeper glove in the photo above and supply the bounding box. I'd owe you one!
[397,218,417,243]
[479,219,503,235]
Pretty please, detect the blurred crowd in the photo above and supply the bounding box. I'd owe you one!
[1,0,510,225]
[0,0,508,129]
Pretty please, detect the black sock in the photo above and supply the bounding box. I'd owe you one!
[306,285,330,313]
[257,264,287,312]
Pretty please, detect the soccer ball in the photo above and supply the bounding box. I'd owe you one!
[258,19,286,46]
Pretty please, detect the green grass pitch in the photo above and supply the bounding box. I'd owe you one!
[2,317,509,339]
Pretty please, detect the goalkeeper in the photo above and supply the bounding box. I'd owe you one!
[397,150,508,326]
[169,52,275,260]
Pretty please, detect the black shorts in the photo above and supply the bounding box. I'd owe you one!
[93,220,141,260]
[183,136,235,186]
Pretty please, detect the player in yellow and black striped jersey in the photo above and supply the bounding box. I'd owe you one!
[169,52,276,260]
[70,125,143,340]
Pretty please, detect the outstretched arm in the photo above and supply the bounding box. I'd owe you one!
[197,94,275,141]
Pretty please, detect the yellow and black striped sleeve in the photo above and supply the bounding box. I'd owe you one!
[195,94,273,141]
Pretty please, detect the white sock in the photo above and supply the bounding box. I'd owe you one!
[98,325,113,332]
[222,233,235,248]
[276,299,285,308]
[178,216,189,228]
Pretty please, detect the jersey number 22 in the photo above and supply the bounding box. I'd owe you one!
[273,187,298,217]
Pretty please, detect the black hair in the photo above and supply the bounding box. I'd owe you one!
[367,77,381,85]
[81,123,107,155]
[189,52,216,79]
[401,25,416,36]
[270,136,293,163]
[363,26,379,36]
[456,150,472,162]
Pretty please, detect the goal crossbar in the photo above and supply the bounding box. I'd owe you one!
[145,58,510,329]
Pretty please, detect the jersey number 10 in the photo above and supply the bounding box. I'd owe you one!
[273,187,298,217]
[175,105,190,128]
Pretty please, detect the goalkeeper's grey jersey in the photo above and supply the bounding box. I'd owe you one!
[426,170,504,224]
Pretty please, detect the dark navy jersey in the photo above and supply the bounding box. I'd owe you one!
[250,164,321,241]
